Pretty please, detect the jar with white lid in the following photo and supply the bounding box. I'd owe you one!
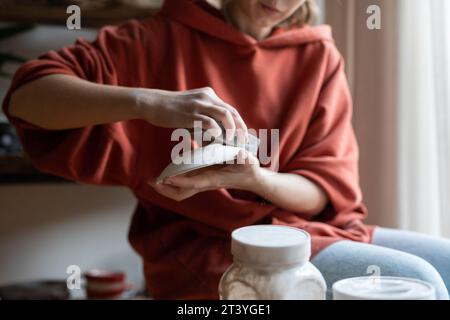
[219,225,327,300]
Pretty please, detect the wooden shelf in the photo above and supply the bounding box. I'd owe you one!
[0,3,160,28]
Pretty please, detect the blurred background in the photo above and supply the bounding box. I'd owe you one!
[0,0,448,299]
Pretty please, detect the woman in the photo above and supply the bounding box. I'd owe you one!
[3,0,450,299]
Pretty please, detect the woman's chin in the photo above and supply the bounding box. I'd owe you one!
[252,18,279,31]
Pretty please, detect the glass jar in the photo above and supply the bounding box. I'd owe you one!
[219,225,326,300]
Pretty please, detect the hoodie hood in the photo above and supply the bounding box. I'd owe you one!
[160,0,333,48]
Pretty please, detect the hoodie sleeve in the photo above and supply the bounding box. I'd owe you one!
[2,20,149,187]
[282,47,367,227]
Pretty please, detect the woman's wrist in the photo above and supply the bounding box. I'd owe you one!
[130,88,154,121]
[238,166,274,195]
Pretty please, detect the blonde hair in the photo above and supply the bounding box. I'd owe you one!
[218,0,319,27]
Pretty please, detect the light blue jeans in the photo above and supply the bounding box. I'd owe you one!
[311,227,450,300]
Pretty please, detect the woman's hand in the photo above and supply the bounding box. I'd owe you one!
[150,148,328,218]
[134,86,248,142]
[149,150,260,202]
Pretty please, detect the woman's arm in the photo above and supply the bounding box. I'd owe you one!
[9,74,139,130]
[250,168,328,217]
[11,75,327,217]
[9,74,247,137]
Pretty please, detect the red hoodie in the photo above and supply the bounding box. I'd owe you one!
[3,0,374,299]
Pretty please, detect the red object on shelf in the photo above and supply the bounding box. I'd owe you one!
[84,269,127,299]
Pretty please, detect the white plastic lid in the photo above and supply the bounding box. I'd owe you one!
[333,276,436,300]
[231,225,311,267]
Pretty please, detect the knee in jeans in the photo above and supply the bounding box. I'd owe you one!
[395,255,438,280]
[385,254,448,300]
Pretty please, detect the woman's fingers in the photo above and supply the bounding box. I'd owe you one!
[193,87,248,143]
[216,101,248,144]
[197,103,236,141]
[164,171,219,189]
[149,177,220,202]
[149,180,199,202]
[190,114,222,133]
[209,98,248,143]
[138,87,248,140]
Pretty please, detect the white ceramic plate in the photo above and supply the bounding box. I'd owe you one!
[157,143,243,183]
